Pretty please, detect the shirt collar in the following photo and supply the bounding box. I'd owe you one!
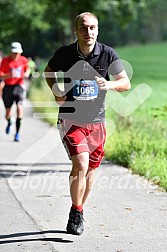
[93,41,101,56]
[76,41,101,58]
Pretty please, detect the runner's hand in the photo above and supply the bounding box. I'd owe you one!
[54,92,66,105]
[95,76,109,90]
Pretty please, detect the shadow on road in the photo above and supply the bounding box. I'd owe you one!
[0,230,73,244]
[0,163,71,178]
[0,162,71,167]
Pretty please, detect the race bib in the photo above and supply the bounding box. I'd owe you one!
[73,79,98,100]
[12,67,22,78]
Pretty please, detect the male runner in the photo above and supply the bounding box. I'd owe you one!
[45,12,131,235]
[0,42,30,141]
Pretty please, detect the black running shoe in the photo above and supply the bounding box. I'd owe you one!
[66,208,84,235]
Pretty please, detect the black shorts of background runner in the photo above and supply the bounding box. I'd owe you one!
[2,84,24,108]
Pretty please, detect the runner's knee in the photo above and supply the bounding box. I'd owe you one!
[71,152,89,176]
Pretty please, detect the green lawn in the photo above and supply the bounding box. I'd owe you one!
[29,42,167,191]
[105,42,167,190]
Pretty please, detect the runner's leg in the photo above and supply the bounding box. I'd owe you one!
[70,152,89,207]
[5,108,12,120]
[82,167,95,205]
[16,103,23,119]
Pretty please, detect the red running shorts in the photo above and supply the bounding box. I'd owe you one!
[57,119,106,168]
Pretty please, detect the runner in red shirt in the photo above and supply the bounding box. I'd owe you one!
[0,42,30,141]
[0,51,4,98]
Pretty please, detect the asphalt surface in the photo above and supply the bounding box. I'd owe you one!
[0,99,167,252]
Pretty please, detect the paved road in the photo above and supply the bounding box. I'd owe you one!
[0,99,167,252]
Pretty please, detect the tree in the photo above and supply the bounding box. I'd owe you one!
[0,0,48,54]
[2,0,166,57]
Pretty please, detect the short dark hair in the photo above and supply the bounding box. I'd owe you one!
[75,12,98,28]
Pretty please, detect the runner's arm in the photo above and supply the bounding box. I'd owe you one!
[24,67,31,78]
[95,70,131,92]
[0,72,12,80]
[44,64,66,105]
[0,81,5,98]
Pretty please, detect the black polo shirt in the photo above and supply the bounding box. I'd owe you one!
[48,41,123,123]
